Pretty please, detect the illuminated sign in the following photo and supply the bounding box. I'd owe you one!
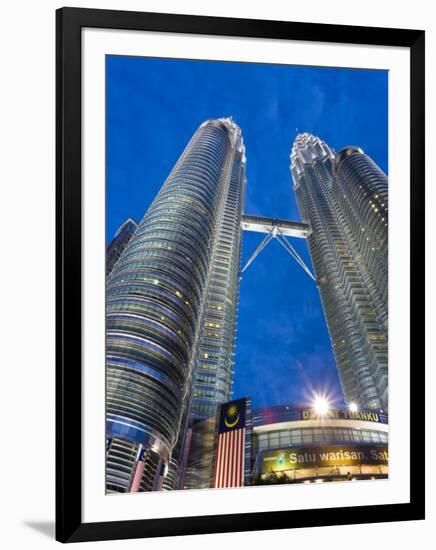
[261,444,388,473]
[300,410,382,422]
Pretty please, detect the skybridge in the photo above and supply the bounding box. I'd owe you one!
[241,214,311,239]
[240,214,315,281]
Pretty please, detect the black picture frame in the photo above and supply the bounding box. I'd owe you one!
[56,6,425,543]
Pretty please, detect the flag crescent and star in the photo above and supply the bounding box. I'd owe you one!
[214,398,247,489]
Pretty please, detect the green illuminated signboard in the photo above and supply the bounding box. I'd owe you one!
[261,444,388,473]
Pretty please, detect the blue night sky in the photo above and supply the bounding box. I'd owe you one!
[106,55,388,410]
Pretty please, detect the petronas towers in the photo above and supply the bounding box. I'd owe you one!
[106,121,388,493]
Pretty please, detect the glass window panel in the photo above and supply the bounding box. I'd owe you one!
[280,434,291,446]
[302,430,313,443]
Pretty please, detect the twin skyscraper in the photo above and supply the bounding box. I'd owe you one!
[106,118,388,493]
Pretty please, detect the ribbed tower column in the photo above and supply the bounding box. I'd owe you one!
[333,147,388,331]
[190,125,246,421]
[291,133,388,411]
[106,119,244,492]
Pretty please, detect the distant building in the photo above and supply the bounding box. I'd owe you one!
[106,217,138,276]
[106,119,246,493]
[291,134,388,410]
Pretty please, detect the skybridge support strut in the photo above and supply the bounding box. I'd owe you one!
[240,231,274,274]
[240,214,315,281]
[275,231,316,281]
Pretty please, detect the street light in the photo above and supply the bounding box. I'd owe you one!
[349,402,359,413]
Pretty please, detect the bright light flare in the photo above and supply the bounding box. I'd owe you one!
[349,402,359,413]
[312,395,330,416]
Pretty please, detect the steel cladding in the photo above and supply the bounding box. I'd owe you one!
[106,119,246,492]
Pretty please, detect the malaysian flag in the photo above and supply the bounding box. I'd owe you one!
[213,398,247,488]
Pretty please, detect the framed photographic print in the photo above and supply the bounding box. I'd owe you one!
[56,7,425,543]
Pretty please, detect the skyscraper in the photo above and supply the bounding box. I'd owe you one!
[189,123,246,421]
[291,134,388,410]
[105,118,246,492]
[106,217,138,276]
[163,119,246,490]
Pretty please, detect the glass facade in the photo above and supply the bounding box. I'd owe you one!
[333,148,388,331]
[190,120,246,421]
[106,119,246,492]
[291,134,388,410]
[253,426,388,454]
